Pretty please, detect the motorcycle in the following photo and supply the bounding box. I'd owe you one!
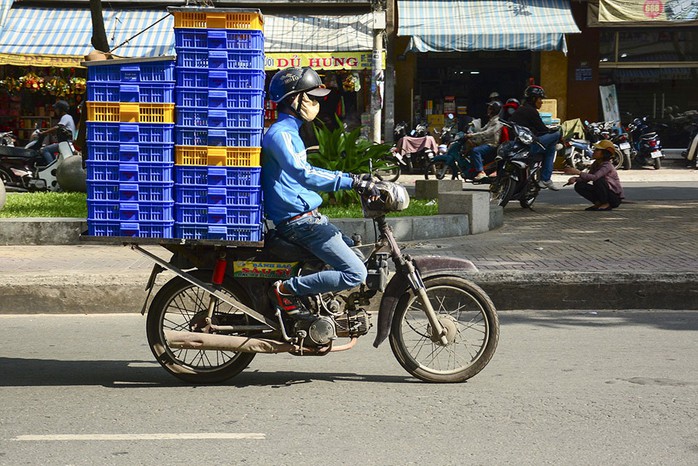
[424,132,497,183]
[123,181,499,384]
[564,120,629,171]
[489,121,548,209]
[0,126,79,191]
[626,116,664,170]
[391,121,438,175]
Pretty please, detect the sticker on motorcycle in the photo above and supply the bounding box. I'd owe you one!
[233,261,299,279]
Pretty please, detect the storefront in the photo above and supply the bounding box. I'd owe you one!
[393,0,580,134]
[0,4,381,143]
[0,5,173,144]
[587,0,698,147]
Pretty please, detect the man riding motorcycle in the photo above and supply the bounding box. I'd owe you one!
[509,85,561,191]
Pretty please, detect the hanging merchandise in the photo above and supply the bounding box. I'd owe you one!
[1,68,86,98]
[342,72,361,92]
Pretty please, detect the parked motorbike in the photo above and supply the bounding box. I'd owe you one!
[0,126,79,191]
[489,121,547,208]
[424,132,497,183]
[128,181,499,384]
[626,116,664,170]
[570,120,629,171]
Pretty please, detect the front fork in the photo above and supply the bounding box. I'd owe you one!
[382,220,450,346]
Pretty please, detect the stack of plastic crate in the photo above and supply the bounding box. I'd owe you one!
[84,57,176,238]
[171,8,266,242]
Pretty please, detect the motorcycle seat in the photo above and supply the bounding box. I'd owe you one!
[0,146,37,159]
[641,132,657,139]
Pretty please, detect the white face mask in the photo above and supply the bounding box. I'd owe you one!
[292,93,320,122]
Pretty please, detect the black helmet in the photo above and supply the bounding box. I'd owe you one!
[524,85,546,101]
[53,100,70,113]
[268,67,330,103]
[487,100,502,114]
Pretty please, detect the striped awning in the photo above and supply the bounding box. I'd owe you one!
[397,0,581,54]
[0,6,174,67]
[0,7,374,68]
[264,13,373,52]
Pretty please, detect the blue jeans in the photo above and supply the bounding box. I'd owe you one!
[275,212,367,296]
[41,143,58,165]
[530,132,559,182]
[470,144,496,172]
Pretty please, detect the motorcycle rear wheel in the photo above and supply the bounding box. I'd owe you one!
[653,157,662,170]
[374,156,401,182]
[389,276,499,383]
[146,271,256,384]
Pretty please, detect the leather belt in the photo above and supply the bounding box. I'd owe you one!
[280,209,317,226]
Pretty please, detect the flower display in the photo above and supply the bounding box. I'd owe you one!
[2,68,86,97]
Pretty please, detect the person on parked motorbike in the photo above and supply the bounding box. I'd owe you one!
[39,100,75,166]
[261,66,379,320]
[500,98,520,122]
[564,140,624,211]
[509,85,561,191]
[466,101,502,182]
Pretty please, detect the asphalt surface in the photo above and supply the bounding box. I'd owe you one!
[0,163,697,313]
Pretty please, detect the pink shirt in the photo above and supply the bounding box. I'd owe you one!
[579,160,624,198]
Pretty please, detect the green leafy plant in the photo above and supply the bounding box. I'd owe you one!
[308,117,392,206]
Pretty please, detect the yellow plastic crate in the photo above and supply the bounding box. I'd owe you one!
[87,102,175,123]
[173,11,263,30]
[175,146,261,167]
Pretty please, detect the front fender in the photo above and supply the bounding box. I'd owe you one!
[372,256,478,348]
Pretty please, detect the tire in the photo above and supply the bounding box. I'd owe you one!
[374,157,401,182]
[611,150,624,170]
[389,276,499,383]
[0,178,5,211]
[653,157,662,170]
[425,160,450,180]
[622,152,632,170]
[0,168,13,186]
[497,175,517,208]
[146,271,256,384]
[519,179,540,209]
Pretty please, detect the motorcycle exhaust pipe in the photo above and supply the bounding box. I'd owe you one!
[164,330,296,354]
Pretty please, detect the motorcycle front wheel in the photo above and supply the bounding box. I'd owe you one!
[389,276,499,383]
[146,271,256,384]
[497,174,517,207]
[374,156,401,182]
[425,160,452,180]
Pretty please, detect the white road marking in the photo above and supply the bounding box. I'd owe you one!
[13,433,265,441]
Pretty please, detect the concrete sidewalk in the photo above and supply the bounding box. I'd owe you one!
[1,165,697,313]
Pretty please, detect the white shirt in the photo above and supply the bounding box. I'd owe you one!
[58,113,76,139]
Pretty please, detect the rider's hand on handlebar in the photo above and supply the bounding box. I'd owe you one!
[351,173,380,201]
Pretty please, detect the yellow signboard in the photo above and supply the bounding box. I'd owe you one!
[0,53,84,68]
[264,51,384,71]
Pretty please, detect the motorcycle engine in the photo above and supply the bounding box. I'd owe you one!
[334,309,372,338]
[297,316,336,346]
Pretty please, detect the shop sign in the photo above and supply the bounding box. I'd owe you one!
[264,51,385,71]
[0,53,84,68]
[597,0,698,23]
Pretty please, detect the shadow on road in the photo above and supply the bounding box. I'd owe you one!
[498,310,698,331]
[0,358,415,387]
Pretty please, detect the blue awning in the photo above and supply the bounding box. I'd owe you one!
[397,0,581,54]
[0,6,174,66]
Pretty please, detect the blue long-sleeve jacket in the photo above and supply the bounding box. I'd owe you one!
[261,113,354,224]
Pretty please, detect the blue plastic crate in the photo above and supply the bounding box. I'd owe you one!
[175,88,264,110]
[174,223,263,242]
[175,127,262,146]
[174,166,261,187]
[176,68,265,90]
[87,122,175,144]
[87,60,175,83]
[87,161,173,183]
[174,185,261,206]
[174,29,264,51]
[87,181,174,202]
[88,220,174,238]
[87,82,175,103]
[174,204,262,225]
[176,107,263,129]
[176,49,264,70]
[88,200,174,222]
[87,142,174,163]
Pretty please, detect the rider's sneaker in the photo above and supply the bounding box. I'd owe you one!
[267,281,314,321]
[537,179,559,191]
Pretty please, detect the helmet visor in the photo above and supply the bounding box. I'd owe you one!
[306,86,331,98]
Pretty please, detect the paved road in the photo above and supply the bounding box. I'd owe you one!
[1,312,696,465]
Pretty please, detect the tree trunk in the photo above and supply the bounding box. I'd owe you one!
[89,0,109,52]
